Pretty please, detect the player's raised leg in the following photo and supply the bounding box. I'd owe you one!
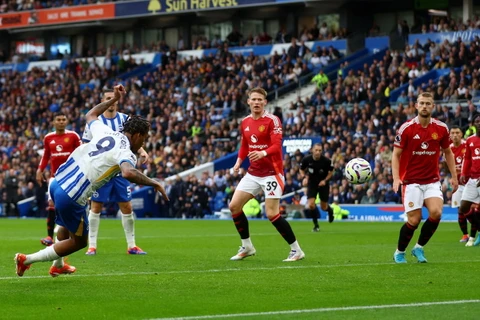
[49,226,77,277]
[15,180,88,277]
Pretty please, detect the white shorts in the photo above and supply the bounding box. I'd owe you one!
[47,177,54,202]
[451,185,465,208]
[402,182,443,213]
[461,178,480,204]
[236,173,285,199]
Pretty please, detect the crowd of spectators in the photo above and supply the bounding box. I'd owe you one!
[418,15,480,34]
[2,24,479,218]
[306,36,480,128]
[0,38,343,217]
[160,82,479,219]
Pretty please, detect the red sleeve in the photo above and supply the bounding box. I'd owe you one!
[38,137,50,171]
[265,116,282,156]
[394,126,407,149]
[440,125,451,149]
[74,132,82,148]
[238,122,248,161]
[461,140,472,178]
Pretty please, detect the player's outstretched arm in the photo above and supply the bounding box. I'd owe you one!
[120,162,169,201]
[86,85,125,123]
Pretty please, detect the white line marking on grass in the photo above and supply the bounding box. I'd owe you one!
[2,259,480,281]
[147,300,480,320]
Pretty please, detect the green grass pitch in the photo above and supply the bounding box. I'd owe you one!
[1,219,479,319]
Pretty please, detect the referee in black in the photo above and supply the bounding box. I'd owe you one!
[300,143,334,232]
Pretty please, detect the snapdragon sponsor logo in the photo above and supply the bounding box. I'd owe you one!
[52,152,72,157]
[412,151,436,156]
[249,144,268,149]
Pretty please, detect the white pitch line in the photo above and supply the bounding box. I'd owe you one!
[148,300,480,320]
[2,259,480,281]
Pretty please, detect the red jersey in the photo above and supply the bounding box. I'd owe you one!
[38,130,82,175]
[238,111,283,177]
[450,140,467,185]
[461,135,480,179]
[394,117,450,185]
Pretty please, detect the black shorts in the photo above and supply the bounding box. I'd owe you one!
[306,184,329,202]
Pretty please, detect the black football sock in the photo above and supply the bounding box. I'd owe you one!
[47,208,56,238]
[270,213,296,244]
[327,205,334,223]
[458,211,468,235]
[232,211,250,239]
[397,222,417,251]
[465,209,478,238]
[311,208,319,228]
[417,217,441,246]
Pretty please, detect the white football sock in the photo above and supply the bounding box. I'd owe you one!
[25,245,61,265]
[121,213,136,248]
[88,211,101,248]
[241,238,253,248]
[289,240,300,251]
[52,237,64,268]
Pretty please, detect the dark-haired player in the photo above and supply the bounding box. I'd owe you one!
[37,113,81,246]
[82,89,149,255]
[448,126,470,242]
[15,85,169,277]
[459,114,480,246]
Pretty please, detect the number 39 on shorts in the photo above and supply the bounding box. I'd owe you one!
[266,181,278,191]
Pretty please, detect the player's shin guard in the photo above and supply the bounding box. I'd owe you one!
[397,222,417,251]
[232,211,250,239]
[121,213,136,248]
[46,208,56,238]
[270,213,296,244]
[25,246,61,264]
[88,211,101,248]
[465,209,479,238]
[417,217,441,246]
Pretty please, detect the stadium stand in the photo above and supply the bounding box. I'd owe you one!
[1,0,479,218]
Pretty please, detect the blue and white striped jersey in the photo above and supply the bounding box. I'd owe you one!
[55,120,137,206]
[82,112,128,142]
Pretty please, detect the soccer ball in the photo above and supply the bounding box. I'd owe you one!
[344,158,372,184]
